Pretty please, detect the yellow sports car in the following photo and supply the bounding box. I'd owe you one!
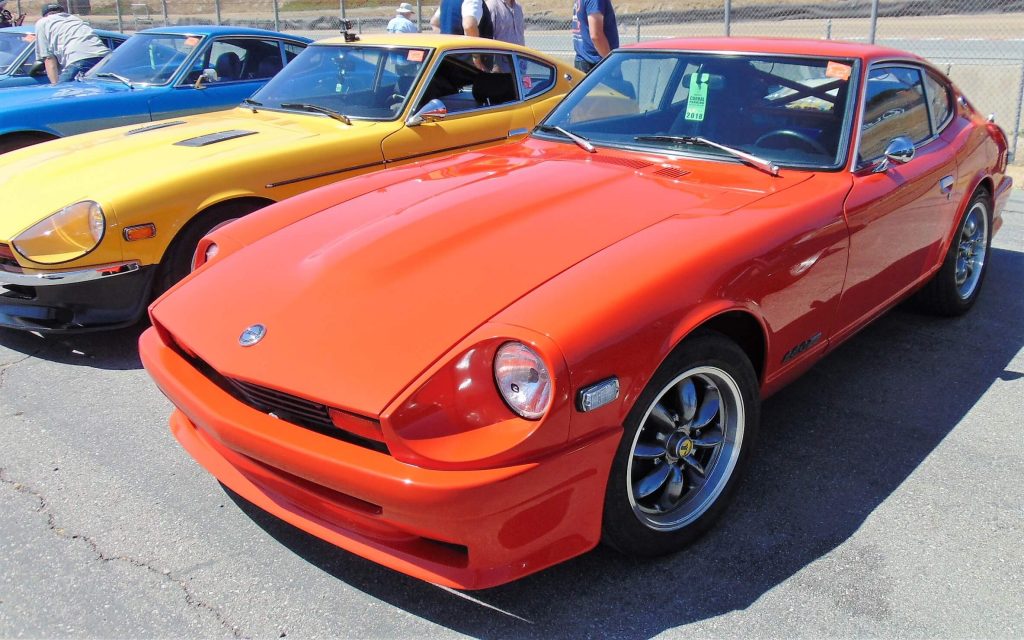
[0,33,582,331]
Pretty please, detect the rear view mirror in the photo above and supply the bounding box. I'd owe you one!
[406,99,447,127]
[872,136,915,173]
[28,60,45,77]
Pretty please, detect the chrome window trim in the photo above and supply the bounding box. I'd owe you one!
[407,47,523,121]
[851,58,947,172]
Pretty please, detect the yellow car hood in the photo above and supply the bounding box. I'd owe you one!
[0,108,385,241]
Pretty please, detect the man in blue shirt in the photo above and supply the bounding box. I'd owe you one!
[571,0,617,72]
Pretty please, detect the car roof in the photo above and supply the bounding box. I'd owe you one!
[138,25,311,41]
[312,32,545,55]
[626,37,924,64]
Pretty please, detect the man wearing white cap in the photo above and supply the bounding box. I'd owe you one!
[387,3,419,33]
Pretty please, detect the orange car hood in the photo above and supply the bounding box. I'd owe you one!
[154,145,811,415]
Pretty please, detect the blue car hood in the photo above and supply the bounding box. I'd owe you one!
[0,79,131,109]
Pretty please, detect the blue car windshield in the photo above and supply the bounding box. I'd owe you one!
[86,33,201,85]
[0,32,31,74]
[539,51,858,170]
[250,44,430,120]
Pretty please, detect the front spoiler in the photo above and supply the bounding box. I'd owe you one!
[140,327,621,590]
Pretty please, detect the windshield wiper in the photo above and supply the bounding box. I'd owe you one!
[241,98,262,112]
[93,72,133,89]
[634,135,779,176]
[536,124,595,153]
[280,102,352,125]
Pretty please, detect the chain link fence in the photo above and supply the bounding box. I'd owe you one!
[14,0,1024,161]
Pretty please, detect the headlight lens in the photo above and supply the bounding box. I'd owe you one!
[12,201,105,265]
[494,341,552,420]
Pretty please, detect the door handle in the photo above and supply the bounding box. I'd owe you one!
[939,175,955,197]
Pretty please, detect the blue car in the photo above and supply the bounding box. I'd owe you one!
[0,25,127,89]
[0,25,310,153]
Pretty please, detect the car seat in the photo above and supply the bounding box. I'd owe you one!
[257,56,282,78]
[214,51,242,81]
[472,72,516,106]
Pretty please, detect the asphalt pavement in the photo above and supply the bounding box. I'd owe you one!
[1,191,1022,638]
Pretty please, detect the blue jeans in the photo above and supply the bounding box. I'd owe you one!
[574,56,597,73]
[58,56,104,83]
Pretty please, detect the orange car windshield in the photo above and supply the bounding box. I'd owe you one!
[540,51,858,170]
[252,44,430,121]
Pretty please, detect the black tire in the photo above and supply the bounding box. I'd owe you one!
[155,201,266,295]
[602,331,760,556]
[915,189,992,316]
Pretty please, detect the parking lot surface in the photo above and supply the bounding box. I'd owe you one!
[1,192,1022,638]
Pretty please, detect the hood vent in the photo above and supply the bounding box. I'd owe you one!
[174,130,258,147]
[125,120,186,135]
[653,166,689,180]
[587,155,653,170]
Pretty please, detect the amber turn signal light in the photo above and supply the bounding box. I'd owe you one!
[123,223,157,241]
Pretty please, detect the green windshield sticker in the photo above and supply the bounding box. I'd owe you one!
[685,72,710,121]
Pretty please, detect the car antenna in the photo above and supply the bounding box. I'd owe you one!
[341,19,360,42]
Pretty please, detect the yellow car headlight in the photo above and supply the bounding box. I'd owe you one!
[12,201,106,265]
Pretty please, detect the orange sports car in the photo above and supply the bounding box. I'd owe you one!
[141,38,1012,589]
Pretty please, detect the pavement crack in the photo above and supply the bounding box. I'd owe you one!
[0,468,247,638]
[0,349,44,390]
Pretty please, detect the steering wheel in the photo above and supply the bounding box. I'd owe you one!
[755,129,828,155]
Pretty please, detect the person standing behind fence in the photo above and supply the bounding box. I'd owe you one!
[35,3,109,83]
[387,3,419,33]
[571,0,617,72]
[1,0,26,27]
[430,0,492,38]
[485,0,524,46]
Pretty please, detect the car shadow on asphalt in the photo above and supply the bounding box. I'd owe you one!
[224,244,1022,637]
[0,319,147,371]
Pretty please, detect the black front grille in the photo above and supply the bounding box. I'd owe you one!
[169,338,388,454]
[227,378,334,431]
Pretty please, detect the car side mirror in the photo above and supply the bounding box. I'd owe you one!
[872,136,915,173]
[194,68,218,89]
[405,99,447,127]
[28,60,45,77]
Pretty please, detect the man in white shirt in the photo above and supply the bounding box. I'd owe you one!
[35,3,109,83]
[387,3,419,33]
[430,0,490,38]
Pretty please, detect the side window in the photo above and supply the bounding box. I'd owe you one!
[858,66,931,164]
[923,70,953,132]
[418,51,518,114]
[283,42,305,64]
[518,55,555,99]
[192,38,288,84]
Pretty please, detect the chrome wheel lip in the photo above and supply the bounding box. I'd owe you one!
[955,201,988,300]
[625,365,744,532]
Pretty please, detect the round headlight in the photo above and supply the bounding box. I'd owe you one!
[494,341,552,420]
[12,201,106,265]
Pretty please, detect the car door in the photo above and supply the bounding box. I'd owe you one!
[381,48,535,164]
[146,37,299,121]
[834,63,959,337]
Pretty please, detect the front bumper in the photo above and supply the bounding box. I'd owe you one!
[0,261,154,332]
[140,327,620,590]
